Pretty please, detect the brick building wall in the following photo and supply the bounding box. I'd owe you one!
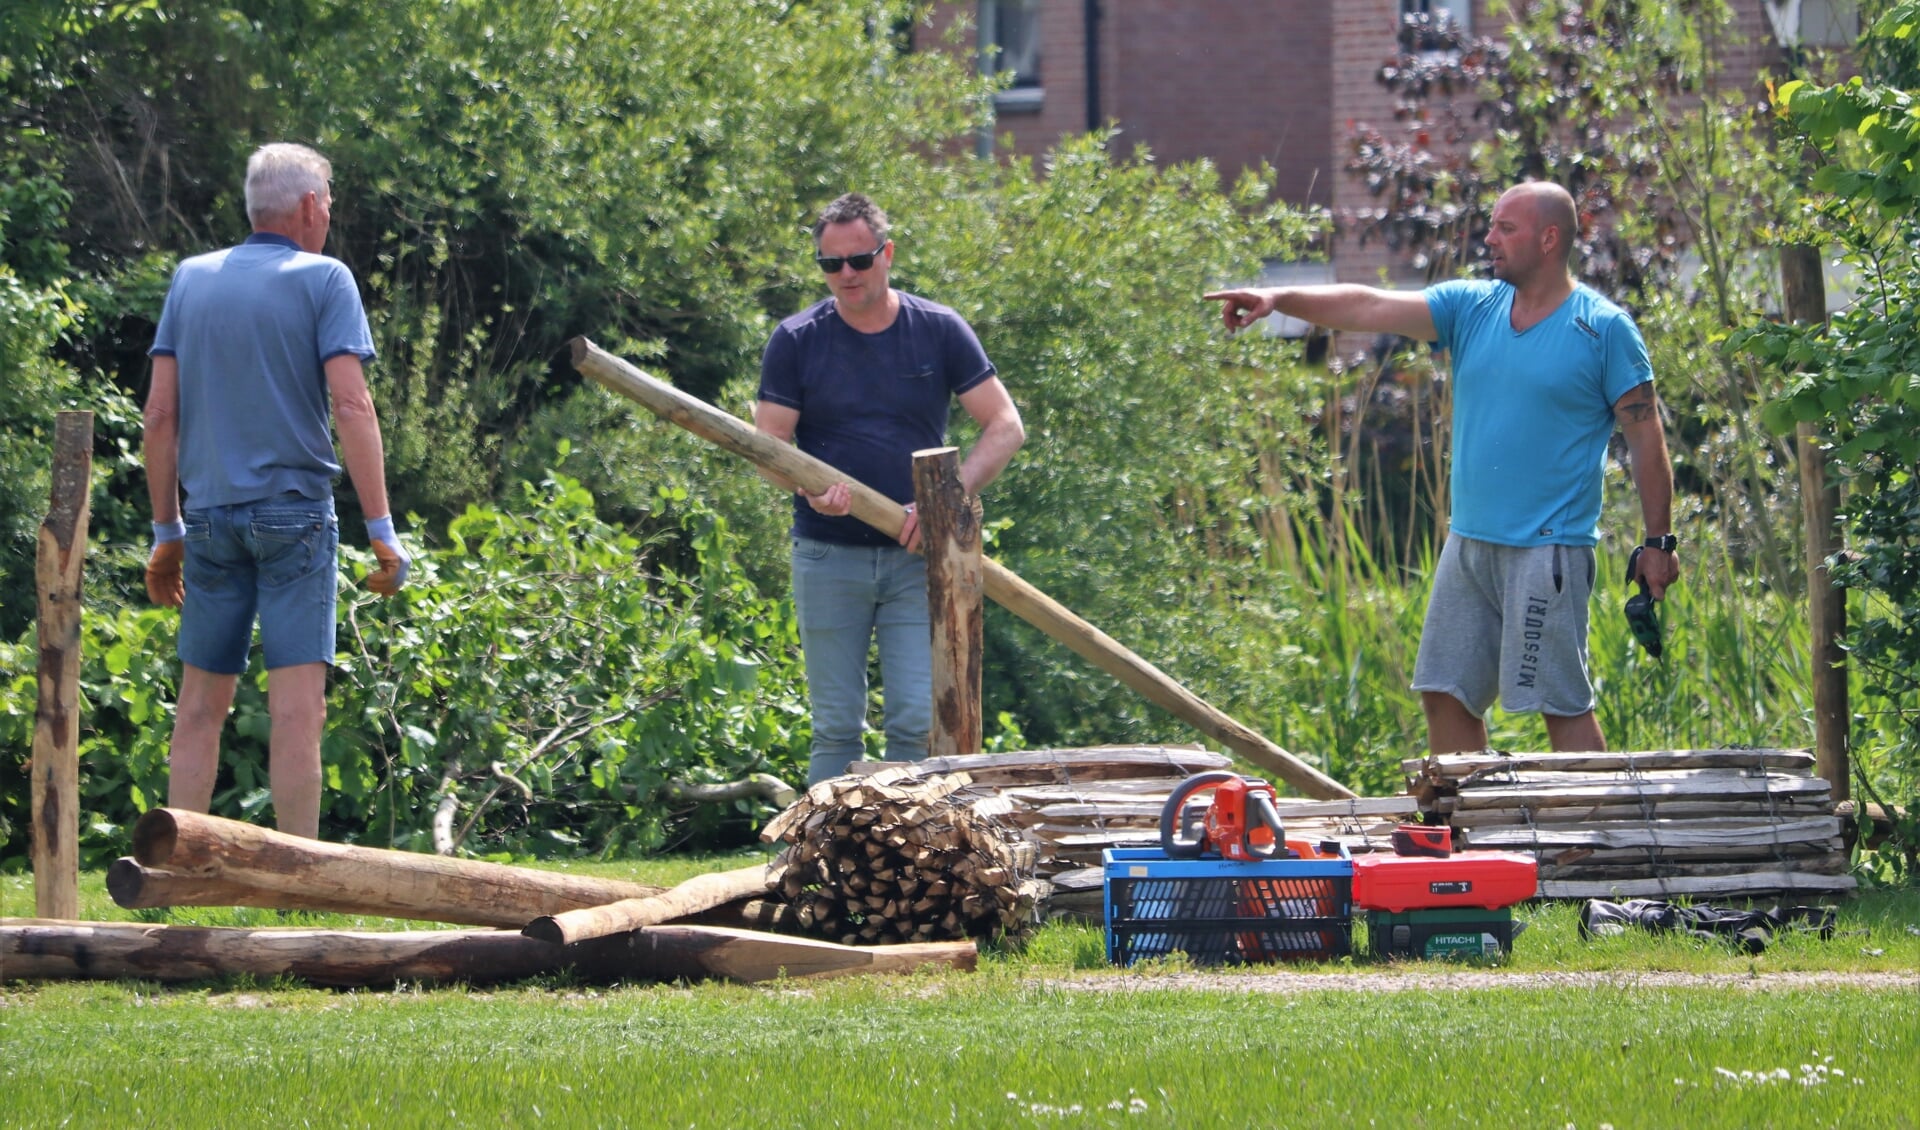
[924,2,1812,284]
[924,2,1335,208]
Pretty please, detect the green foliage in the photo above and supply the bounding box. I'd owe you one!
[288,0,993,523]
[0,167,88,637]
[1740,0,1920,874]
[329,468,809,857]
[0,471,808,867]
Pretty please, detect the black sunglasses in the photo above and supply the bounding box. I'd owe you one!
[815,241,886,274]
[1623,546,1664,659]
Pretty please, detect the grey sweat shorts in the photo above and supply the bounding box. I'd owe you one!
[1411,534,1597,719]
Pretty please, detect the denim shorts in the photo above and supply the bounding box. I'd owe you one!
[177,493,339,674]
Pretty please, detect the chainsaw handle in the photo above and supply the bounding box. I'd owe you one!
[1159,771,1237,859]
[1244,792,1286,860]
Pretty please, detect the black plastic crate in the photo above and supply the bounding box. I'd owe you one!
[1103,848,1353,966]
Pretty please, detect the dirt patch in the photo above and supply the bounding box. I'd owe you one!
[1040,970,1918,994]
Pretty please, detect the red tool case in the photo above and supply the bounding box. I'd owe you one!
[1352,850,1537,912]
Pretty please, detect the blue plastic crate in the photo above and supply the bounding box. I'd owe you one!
[1103,847,1354,966]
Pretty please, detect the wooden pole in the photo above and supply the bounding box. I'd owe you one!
[1781,243,1849,802]
[913,446,983,757]
[131,808,665,929]
[522,861,777,945]
[0,919,977,987]
[569,338,1353,799]
[32,411,91,920]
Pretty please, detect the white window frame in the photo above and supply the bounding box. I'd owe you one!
[980,0,1043,113]
[1399,0,1473,40]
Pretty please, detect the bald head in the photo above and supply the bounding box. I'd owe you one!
[1507,182,1578,266]
[1486,181,1580,289]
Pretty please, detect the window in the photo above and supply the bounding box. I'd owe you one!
[1763,0,1859,49]
[1399,0,1473,40]
[981,0,1042,112]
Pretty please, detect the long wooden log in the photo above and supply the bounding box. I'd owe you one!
[522,861,778,945]
[1460,817,1842,851]
[0,919,975,987]
[848,746,1235,786]
[1444,799,1834,826]
[627,924,976,981]
[569,338,1352,800]
[1405,748,1817,778]
[31,411,92,920]
[1535,845,1846,872]
[1536,872,1856,899]
[1446,776,1830,810]
[105,858,483,919]
[130,808,663,928]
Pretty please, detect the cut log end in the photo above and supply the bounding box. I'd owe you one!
[105,857,147,907]
[130,808,181,867]
[522,916,565,945]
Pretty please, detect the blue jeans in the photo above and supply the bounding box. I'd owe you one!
[790,536,931,783]
[178,493,339,674]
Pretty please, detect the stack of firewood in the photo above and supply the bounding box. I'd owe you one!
[841,746,1416,922]
[1407,748,1855,900]
[761,766,1049,944]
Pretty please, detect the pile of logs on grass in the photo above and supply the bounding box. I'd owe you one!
[1408,748,1856,899]
[846,746,1416,922]
[761,767,1048,944]
[2,807,978,989]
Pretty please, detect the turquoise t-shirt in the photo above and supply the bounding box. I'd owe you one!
[150,233,375,508]
[1425,279,1652,547]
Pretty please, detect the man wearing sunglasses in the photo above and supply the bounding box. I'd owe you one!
[1205,180,1679,756]
[756,193,1025,784]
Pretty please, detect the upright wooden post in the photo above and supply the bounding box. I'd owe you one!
[33,411,92,919]
[912,447,983,757]
[1781,244,1849,801]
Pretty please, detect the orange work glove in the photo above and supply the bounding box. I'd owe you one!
[364,515,410,595]
[146,522,185,608]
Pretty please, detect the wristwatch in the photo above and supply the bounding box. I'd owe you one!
[1643,534,1679,552]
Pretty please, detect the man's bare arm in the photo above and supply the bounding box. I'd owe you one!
[1615,381,1679,598]
[955,377,1026,497]
[1204,284,1439,342]
[143,356,182,524]
[326,355,392,519]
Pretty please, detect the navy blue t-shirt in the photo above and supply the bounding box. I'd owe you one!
[758,292,995,546]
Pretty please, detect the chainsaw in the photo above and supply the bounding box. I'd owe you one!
[1159,770,1290,861]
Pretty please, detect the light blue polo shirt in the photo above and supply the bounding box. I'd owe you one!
[1426,279,1652,547]
[149,233,375,508]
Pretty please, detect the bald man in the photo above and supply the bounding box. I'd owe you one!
[1204,181,1678,755]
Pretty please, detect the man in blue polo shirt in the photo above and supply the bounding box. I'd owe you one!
[1204,181,1679,754]
[143,143,408,839]
[757,193,1025,783]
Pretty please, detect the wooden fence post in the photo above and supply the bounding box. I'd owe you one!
[33,410,92,920]
[1781,243,1849,802]
[913,447,983,757]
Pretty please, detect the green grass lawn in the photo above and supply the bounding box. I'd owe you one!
[3,862,1916,1128]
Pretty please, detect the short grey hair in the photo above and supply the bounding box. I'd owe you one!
[812,192,889,245]
[245,143,332,225]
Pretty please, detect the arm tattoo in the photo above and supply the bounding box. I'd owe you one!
[1617,384,1658,424]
